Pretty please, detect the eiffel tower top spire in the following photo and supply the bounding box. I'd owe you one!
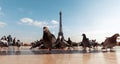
[59,11,62,33]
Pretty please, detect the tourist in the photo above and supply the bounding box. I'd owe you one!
[67,37,72,47]
[1,36,7,40]
[13,37,16,46]
[16,40,21,48]
[7,35,13,46]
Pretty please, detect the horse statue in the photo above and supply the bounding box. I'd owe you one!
[102,33,119,51]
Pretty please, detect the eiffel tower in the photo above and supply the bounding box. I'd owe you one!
[57,11,66,48]
[58,11,64,39]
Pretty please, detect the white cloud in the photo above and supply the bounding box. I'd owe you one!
[33,21,46,27]
[19,18,58,28]
[0,21,7,28]
[20,18,33,25]
[51,20,58,25]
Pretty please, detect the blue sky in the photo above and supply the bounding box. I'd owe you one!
[0,0,120,43]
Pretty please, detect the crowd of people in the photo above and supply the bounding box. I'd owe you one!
[0,35,22,48]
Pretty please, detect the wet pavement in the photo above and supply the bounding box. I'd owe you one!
[0,46,120,64]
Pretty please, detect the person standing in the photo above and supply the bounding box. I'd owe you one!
[16,40,21,48]
[13,37,16,46]
[7,35,13,46]
[67,37,72,47]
